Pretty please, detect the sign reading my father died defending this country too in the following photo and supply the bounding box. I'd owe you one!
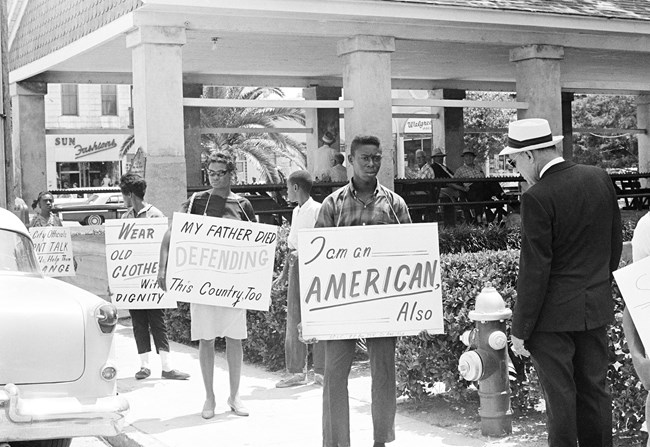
[165,212,278,311]
[298,223,444,340]
[613,256,650,349]
[104,218,177,309]
[29,227,75,277]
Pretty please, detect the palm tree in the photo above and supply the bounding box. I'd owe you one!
[200,86,306,184]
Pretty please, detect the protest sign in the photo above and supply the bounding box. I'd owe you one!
[165,212,277,311]
[105,217,177,309]
[298,223,443,340]
[29,227,75,277]
[613,256,650,348]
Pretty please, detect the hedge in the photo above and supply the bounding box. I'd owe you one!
[164,221,646,435]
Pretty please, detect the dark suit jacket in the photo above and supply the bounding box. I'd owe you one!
[512,161,622,340]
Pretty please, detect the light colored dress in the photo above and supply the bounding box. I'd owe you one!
[182,190,256,341]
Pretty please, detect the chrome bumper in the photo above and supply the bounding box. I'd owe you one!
[0,383,129,441]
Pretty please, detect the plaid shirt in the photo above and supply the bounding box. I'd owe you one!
[315,180,412,228]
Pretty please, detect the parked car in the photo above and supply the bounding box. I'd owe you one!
[0,207,128,446]
[53,193,127,225]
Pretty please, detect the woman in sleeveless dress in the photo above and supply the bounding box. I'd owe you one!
[158,151,255,419]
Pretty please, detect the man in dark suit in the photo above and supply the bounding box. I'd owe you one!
[502,118,622,447]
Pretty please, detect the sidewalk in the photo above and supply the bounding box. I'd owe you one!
[105,321,530,447]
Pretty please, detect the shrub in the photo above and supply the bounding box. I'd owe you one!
[438,224,520,253]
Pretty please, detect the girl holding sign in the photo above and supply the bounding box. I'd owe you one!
[158,151,255,420]
[30,191,62,227]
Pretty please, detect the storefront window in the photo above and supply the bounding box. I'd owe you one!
[101,85,118,116]
[57,161,121,188]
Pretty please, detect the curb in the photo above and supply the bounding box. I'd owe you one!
[102,427,168,447]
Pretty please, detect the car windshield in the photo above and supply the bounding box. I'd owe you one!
[0,230,40,274]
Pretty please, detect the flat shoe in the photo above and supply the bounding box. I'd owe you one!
[162,369,190,380]
[227,397,249,417]
[201,400,215,419]
[135,367,151,380]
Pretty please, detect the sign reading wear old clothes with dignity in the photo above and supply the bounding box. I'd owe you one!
[29,227,75,277]
[165,212,277,311]
[298,223,444,340]
[613,256,650,348]
[105,218,177,309]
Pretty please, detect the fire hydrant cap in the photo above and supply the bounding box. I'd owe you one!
[468,284,512,321]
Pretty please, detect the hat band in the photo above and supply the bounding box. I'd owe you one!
[507,133,552,149]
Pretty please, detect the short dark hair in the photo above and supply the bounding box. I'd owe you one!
[119,173,147,199]
[288,170,313,193]
[350,135,380,155]
[205,150,237,173]
[333,153,344,164]
[32,191,53,209]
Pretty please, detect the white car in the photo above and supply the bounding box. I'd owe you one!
[0,207,128,446]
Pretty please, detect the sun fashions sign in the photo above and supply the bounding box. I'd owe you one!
[164,213,277,311]
[47,134,131,162]
[29,227,75,277]
[104,218,177,309]
[298,223,444,340]
[613,257,650,348]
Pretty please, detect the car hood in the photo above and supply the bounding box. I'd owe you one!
[0,275,97,385]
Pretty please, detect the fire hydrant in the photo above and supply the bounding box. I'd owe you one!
[458,283,513,437]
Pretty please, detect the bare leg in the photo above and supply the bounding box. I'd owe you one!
[225,337,242,400]
[198,339,216,413]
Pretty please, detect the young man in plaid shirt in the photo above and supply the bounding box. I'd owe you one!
[316,135,411,447]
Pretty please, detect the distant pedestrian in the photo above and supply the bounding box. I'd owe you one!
[273,170,325,388]
[119,173,190,382]
[316,135,411,447]
[504,118,622,447]
[158,150,255,419]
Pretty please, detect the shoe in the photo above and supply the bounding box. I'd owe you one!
[162,369,190,380]
[373,443,385,447]
[135,367,151,380]
[314,373,324,386]
[275,373,306,388]
[227,397,249,417]
[201,400,215,419]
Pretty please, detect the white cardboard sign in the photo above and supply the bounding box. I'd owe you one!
[104,218,177,309]
[29,227,75,277]
[165,212,277,311]
[613,256,650,348]
[298,223,444,340]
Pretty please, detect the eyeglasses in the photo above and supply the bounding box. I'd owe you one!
[507,158,517,169]
[207,169,230,178]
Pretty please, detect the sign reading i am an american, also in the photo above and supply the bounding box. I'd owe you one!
[105,217,177,309]
[298,223,444,340]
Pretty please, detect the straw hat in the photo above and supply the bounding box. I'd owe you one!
[499,118,563,156]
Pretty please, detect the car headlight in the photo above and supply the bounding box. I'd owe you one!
[95,303,118,334]
[101,364,117,381]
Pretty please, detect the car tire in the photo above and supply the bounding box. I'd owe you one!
[10,439,72,447]
[86,214,104,226]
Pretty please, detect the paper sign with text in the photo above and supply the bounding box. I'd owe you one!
[165,212,277,311]
[613,256,650,348]
[105,218,176,309]
[298,223,444,340]
[29,227,75,277]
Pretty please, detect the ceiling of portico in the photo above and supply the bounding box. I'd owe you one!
[32,28,650,95]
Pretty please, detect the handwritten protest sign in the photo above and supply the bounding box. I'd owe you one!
[29,227,75,277]
[105,217,176,309]
[298,223,443,340]
[165,212,277,311]
[613,256,650,348]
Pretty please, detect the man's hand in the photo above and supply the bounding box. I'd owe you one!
[511,335,530,358]
[297,323,318,345]
[157,272,167,292]
[631,354,650,389]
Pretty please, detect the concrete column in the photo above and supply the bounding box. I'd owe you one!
[304,86,342,180]
[510,45,564,143]
[11,81,47,206]
[443,89,466,171]
[126,26,187,216]
[337,35,395,189]
[637,95,650,180]
[561,92,574,160]
[184,83,203,188]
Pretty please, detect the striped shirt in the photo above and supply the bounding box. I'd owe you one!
[315,180,412,228]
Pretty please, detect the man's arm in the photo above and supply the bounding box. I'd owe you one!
[157,228,171,291]
[511,192,552,340]
[609,176,623,273]
[314,196,336,229]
